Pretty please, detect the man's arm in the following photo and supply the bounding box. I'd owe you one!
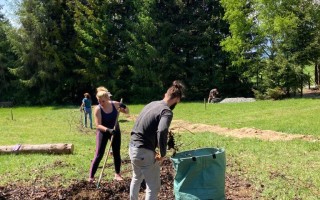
[157,110,173,157]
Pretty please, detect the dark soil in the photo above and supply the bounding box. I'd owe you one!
[0,158,258,200]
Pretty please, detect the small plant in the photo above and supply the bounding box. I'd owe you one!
[167,129,185,157]
[253,87,285,100]
[67,110,87,133]
[252,89,267,100]
[266,87,285,100]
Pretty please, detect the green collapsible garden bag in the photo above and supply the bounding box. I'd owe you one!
[171,148,226,200]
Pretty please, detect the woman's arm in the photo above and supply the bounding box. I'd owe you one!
[114,101,129,114]
[80,101,84,111]
[94,106,108,132]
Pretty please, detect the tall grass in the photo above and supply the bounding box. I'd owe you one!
[0,99,319,199]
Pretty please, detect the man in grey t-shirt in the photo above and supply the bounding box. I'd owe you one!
[129,81,184,200]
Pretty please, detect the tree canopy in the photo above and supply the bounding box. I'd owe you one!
[1,0,319,104]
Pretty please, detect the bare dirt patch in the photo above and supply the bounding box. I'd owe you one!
[170,120,319,142]
[126,114,319,142]
[0,158,257,200]
[302,87,320,98]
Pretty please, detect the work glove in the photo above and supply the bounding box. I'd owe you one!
[119,103,127,109]
[105,128,116,135]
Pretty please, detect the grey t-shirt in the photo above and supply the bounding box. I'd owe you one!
[130,100,173,157]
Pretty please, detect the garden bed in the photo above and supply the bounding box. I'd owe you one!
[0,159,257,200]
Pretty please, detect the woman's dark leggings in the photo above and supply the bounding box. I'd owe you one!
[89,130,121,178]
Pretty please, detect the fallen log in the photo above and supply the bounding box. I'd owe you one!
[0,143,74,154]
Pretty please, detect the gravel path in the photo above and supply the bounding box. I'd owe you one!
[219,97,256,103]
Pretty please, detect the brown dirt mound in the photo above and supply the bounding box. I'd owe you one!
[0,158,257,200]
[126,115,319,142]
[170,120,319,142]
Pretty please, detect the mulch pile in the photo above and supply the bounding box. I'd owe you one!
[0,159,258,200]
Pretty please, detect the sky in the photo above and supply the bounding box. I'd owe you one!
[0,0,19,26]
[0,0,12,16]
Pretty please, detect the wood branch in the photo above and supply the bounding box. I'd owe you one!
[0,143,74,154]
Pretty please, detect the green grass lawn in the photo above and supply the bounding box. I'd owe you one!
[0,99,319,199]
[175,98,320,136]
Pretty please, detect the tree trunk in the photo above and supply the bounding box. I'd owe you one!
[300,81,303,97]
[315,63,320,85]
[0,143,74,154]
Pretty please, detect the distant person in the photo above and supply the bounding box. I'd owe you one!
[208,88,219,103]
[129,80,185,200]
[88,87,129,182]
[80,93,93,129]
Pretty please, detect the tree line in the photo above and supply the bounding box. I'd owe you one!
[0,0,319,105]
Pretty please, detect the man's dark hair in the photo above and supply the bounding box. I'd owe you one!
[166,80,185,99]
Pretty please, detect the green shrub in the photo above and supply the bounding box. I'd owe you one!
[266,87,285,100]
[252,89,267,100]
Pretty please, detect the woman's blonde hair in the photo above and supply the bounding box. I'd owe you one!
[96,86,108,92]
[96,86,109,99]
